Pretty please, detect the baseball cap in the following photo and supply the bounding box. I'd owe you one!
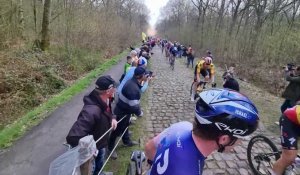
[134,67,150,76]
[95,75,116,90]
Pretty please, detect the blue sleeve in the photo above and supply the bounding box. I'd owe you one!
[141,81,149,93]
[118,68,134,93]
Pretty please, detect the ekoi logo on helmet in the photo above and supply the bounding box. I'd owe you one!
[214,122,248,136]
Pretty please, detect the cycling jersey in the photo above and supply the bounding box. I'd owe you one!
[280,105,300,150]
[149,122,206,175]
[284,105,300,126]
[195,60,215,77]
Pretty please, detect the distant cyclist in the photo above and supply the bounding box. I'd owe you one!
[145,88,259,175]
[270,104,300,175]
[191,57,215,102]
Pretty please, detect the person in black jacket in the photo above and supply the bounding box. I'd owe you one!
[222,70,240,92]
[66,75,118,175]
[108,67,148,159]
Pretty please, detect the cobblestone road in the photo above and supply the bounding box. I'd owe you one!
[143,47,281,175]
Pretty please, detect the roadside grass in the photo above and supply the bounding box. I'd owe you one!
[0,50,128,149]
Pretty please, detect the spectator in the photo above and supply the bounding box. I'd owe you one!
[66,75,118,175]
[130,50,139,67]
[281,65,300,113]
[187,45,194,68]
[108,67,150,159]
[119,56,132,83]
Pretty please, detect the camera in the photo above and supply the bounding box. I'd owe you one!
[146,71,154,78]
[286,63,296,71]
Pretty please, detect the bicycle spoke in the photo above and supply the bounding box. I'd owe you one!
[248,135,280,175]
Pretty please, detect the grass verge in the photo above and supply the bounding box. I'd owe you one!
[0,50,128,149]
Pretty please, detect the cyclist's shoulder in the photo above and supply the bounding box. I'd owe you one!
[161,122,193,139]
[284,105,300,125]
[171,121,193,129]
[196,60,205,68]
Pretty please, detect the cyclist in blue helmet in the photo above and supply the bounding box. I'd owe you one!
[145,88,259,175]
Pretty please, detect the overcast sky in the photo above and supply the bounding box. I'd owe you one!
[145,0,169,27]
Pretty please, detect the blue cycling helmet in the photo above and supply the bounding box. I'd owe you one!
[195,88,259,138]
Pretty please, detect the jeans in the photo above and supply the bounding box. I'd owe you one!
[108,114,131,151]
[187,56,194,68]
[93,148,106,175]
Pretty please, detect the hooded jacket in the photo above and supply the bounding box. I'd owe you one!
[66,90,113,149]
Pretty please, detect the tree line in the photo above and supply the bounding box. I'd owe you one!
[0,0,149,54]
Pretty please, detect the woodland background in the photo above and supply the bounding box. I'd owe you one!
[0,0,149,130]
[1,0,300,132]
[157,0,300,93]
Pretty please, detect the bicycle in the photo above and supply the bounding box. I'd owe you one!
[126,150,147,175]
[247,135,300,175]
[190,81,208,101]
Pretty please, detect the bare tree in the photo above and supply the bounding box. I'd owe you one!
[40,0,51,51]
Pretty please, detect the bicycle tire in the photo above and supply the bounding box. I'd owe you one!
[190,82,195,96]
[247,135,280,175]
[126,162,137,175]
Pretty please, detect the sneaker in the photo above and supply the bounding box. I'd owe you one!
[123,140,138,147]
[130,116,137,121]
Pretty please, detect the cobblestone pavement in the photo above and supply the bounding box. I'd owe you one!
[143,47,281,175]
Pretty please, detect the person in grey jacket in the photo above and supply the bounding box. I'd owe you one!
[66,75,117,175]
[281,65,300,113]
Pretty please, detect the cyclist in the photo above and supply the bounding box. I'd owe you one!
[145,88,259,175]
[270,104,300,175]
[191,56,216,102]
[169,44,177,63]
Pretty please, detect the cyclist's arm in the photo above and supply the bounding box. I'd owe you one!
[210,74,215,83]
[141,80,149,93]
[145,137,157,161]
[210,65,215,83]
[196,66,201,82]
[145,127,170,160]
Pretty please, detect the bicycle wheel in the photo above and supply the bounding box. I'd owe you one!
[126,162,136,175]
[190,82,195,96]
[247,135,281,175]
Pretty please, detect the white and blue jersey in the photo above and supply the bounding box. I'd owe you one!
[149,122,206,175]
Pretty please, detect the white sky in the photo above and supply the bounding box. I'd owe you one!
[145,0,169,27]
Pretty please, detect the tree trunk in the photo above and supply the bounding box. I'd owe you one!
[33,0,37,34]
[18,0,24,38]
[41,0,51,51]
